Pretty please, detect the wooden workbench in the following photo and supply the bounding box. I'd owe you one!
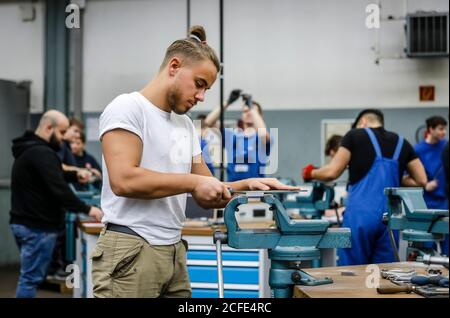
[293,262,448,298]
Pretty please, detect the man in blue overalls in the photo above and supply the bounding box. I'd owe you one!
[204,90,271,181]
[302,109,427,265]
[414,116,448,256]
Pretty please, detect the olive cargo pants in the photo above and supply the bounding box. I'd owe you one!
[91,228,191,298]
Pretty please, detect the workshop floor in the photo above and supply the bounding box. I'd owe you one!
[0,265,70,298]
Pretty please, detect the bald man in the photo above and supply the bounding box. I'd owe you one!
[9,110,103,298]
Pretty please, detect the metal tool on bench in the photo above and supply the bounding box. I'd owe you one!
[377,284,449,297]
[213,190,351,298]
[380,268,417,283]
[282,182,336,220]
[410,275,449,287]
[379,268,449,297]
[418,254,449,269]
[383,187,449,261]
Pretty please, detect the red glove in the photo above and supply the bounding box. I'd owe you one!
[302,164,316,182]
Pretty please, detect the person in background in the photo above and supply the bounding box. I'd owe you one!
[195,114,215,175]
[9,110,102,298]
[414,116,448,256]
[70,132,102,191]
[324,134,346,219]
[204,90,271,181]
[302,109,427,266]
[325,135,343,159]
[50,118,93,278]
[57,117,83,169]
[49,119,95,280]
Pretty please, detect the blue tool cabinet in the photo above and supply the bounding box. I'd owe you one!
[73,226,271,298]
[183,235,270,298]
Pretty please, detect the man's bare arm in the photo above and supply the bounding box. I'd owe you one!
[204,104,229,128]
[403,159,427,187]
[311,147,351,181]
[102,129,201,199]
[191,154,213,177]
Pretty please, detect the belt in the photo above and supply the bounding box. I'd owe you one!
[106,223,141,238]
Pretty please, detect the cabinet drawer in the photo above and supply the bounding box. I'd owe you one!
[192,288,259,298]
[187,250,259,262]
[188,266,259,284]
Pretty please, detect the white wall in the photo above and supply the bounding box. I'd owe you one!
[83,0,187,112]
[0,1,45,113]
[223,0,449,110]
[0,0,448,113]
[83,0,449,112]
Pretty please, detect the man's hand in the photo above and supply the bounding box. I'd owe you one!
[245,178,301,191]
[90,168,102,180]
[85,163,102,179]
[302,164,317,182]
[88,206,103,222]
[227,89,242,106]
[192,176,232,208]
[425,179,438,192]
[77,169,93,184]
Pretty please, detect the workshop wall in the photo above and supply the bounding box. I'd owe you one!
[0,0,448,114]
[0,188,19,265]
[0,1,45,113]
[83,0,449,111]
[220,0,449,110]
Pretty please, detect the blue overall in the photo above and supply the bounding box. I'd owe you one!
[414,139,449,256]
[200,138,215,175]
[225,129,270,182]
[338,128,403,266]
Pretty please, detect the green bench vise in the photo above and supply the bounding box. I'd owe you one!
[214,190,351,298]
[282,182,336,220]
[384,187,449,260]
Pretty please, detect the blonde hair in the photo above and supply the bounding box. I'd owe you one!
[160,25,220,72]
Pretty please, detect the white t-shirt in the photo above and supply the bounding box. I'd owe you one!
[99,91,201,245]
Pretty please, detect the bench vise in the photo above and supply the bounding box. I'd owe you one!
[214,190,351,298]
[282,182,336,219]
[384,187,449,260]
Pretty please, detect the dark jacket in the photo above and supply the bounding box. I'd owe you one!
[73,151,102,191]
[10,131,90,231]
[57,140,78,166]
[74,151,101,172]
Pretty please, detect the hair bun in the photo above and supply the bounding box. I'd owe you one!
[189,25,207,42]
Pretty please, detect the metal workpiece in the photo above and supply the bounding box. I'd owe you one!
[419,254,449,269]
